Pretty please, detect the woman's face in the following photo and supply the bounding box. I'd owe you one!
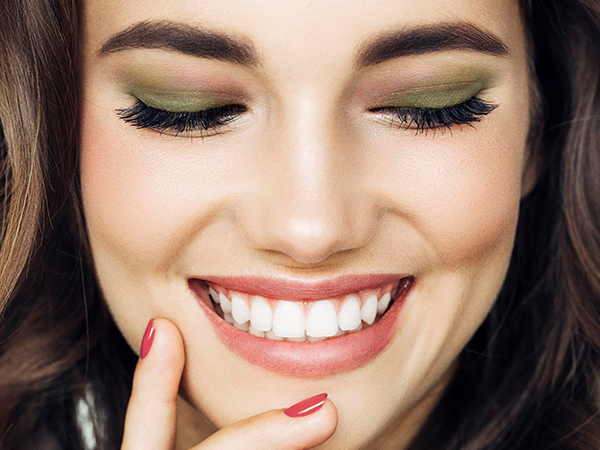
[79,0,534,447]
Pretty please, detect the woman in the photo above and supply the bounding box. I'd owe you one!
[1,0,599,448]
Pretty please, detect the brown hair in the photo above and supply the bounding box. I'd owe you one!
[0,0,599,448]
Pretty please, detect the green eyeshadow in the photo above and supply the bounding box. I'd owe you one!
[378,67,499,109]
[131,88,232,112]
[383,82,484,108]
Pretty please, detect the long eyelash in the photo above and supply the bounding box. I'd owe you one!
[115,101,246,136]
[117,96,496,137]
[372,96,498,133]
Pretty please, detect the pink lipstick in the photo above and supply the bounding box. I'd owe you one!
[189,275,414,378]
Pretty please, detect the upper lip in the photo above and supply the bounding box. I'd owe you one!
[195,273,409,300]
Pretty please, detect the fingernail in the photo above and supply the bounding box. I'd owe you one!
[140,319,155,359]
[284,393,327,418]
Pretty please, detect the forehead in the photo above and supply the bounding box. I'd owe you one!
[80,0,524,68]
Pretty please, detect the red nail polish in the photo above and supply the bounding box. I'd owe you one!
[140,319,155,359]
[284,393,328,417]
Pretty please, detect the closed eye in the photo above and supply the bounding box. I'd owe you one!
[370,96,498,133]
[115,100,247,137]
[116,95,497,138]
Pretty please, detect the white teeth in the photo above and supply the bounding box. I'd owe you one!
[265,328,284,340]
[234,321,250,331]
[250,296,273,331]
[286,332,307,342]
[223,312,234,325]
[334,327,347,337]
[248,324,265,337]
[219,293,232,313]
[231,295,250,324]
[338,294,362,331]
[209,287,220,304]
[306,300,338,337]
[273,301,305,338]
[361,294,378,325]
[208,280,407,341]
[348,322,363,333]
[377,292,391,315]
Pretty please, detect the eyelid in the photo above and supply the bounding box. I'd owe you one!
[374,82,489,109]
[130,91,235,113]
[116,88,496,137]
[115,99,246,137]
[370,95,498,132]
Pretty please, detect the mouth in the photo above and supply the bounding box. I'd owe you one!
[188,274,414,377]
[202,277,410,342]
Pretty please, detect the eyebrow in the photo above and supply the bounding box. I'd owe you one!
[354,22,508,67]
[98,20,261,66]
[98,20,508,69]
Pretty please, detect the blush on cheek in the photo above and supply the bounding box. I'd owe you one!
[421,170,521,268]
[79,107,199,270]
[400,132,525,268]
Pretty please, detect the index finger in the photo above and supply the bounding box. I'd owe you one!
[121,318,185,450]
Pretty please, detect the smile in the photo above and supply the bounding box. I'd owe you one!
[205,279,409,342]
[188,274,414,377]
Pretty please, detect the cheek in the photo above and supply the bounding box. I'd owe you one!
[419,144,522,266]
[417,83,530,267]
[79,103,220,272]
[371,120,526,271]
[80,130,169,269]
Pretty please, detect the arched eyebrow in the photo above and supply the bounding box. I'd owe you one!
[97,20,508,68]
[97,20,261,66]
[354,21,508,68]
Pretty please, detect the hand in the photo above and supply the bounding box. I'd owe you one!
[121,318,338,449]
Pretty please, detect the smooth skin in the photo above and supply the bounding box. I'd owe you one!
[121,319,338,449]
[78,0,538,448]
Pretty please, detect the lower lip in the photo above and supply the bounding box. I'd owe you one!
[189,278,413,378]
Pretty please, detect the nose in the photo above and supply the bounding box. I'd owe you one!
[236,100,377,266]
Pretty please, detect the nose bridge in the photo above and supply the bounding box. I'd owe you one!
[238,95,375,265]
